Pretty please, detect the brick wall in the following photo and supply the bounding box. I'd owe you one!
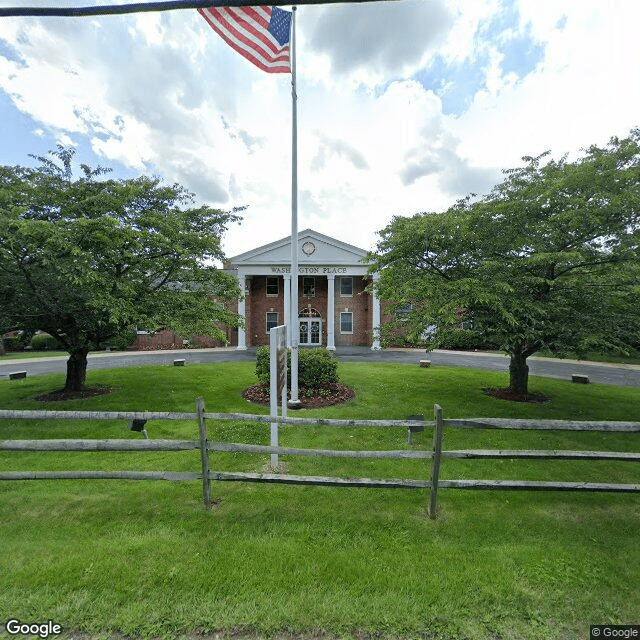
[126,275,378,350]
[245,274,374,347]
[246,275,285,347]
[333,275,371,346]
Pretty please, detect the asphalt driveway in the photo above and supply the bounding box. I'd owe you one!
[2,346,640,387]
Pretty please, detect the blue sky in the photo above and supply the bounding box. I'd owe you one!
[416,2,547,116]
[1,0,638,258]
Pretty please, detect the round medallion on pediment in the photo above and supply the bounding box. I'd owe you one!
[301,241,316,256]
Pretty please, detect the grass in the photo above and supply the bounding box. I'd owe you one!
[1,362,639,640]
[0,350,69,360]
[532,349,640,366]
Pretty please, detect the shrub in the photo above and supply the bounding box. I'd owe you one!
[30,332,63,351]
[2,335,23,352]
[255,345,272,384]
[435,328,498,351]
[298,347,338,388]
[255,346,339,389]
[108,326,137,351]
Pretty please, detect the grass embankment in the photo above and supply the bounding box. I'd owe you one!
[1,362,639,640]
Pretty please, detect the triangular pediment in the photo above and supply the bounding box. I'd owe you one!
[228,229,369,266]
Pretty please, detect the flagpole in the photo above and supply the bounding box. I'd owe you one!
[289,4,301,409]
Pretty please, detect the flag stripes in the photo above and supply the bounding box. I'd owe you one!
[198,6,291,73]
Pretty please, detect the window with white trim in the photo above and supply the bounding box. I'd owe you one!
[266,276,279,296]
[303,276,315,297]
[340,276,353,296]
[340,311,353,334]
[266,312,278,333]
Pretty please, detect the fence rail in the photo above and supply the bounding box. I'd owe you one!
[3,408,640,431]
[1,400,639,519]
[0,439,198,451]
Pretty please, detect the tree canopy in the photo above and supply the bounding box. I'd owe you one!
[0,147,242,391]
[370,129,640,396]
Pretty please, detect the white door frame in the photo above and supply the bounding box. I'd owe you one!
[299,317,322,346]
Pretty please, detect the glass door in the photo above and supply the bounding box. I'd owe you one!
[299,320,309,345]
[309,320,321,345]
[299,319,322,346]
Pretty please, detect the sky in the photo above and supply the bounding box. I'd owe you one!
[0,0,639,262]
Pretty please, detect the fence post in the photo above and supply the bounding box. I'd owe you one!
[429,404,444,520]
[196,397,211,508]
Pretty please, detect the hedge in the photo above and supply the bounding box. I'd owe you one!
[256,346,339,388]
[30,332,64,351]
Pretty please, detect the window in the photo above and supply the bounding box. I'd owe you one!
[340,312,353,334]
[340,276,353,296]
[396,302,416,315]
[266,312,278,333]
[303,276,315,297]
[266,277,279,296]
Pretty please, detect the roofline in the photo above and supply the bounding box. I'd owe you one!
[227,228,370,264]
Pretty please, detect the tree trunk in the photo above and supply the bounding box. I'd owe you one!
[509,352,529,395]
[65,348,89,391]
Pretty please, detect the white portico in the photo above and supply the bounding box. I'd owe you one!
[227,229,381,350]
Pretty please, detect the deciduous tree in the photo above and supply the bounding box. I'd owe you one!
[0,147,242,392]
[370,130,640,396]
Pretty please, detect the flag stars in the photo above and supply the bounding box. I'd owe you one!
[199,5,291,74]
[268,7,292,47]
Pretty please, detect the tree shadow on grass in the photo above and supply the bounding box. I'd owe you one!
[483,387,551,404]
[35,387,113,402]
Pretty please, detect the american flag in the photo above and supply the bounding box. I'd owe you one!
[198,6,292,74]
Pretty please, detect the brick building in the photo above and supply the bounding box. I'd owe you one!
[227,229,382,349]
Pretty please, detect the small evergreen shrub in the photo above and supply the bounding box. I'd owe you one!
[298,347,338,388]
[109,326,137,351]
[255,345,273,384]
[436,328,498,351]
[30,332,63,351]
[2,335,23,352]
[255,346,339,389]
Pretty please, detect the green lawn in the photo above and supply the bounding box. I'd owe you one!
[532,349,640,366]
[1,362,639,640]
[0,350,69,360]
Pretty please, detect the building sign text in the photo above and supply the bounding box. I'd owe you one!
[270,266,348,274]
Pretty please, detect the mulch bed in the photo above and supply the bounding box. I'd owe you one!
[35,387,113,402]
[483,387,551,404]
[243,382,355,408]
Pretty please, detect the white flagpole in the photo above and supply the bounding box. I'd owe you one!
[289,4,301,408]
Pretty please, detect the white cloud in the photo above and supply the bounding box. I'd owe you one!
[0,0,638,261]
[307,0,452,79]
[450,1,640,169]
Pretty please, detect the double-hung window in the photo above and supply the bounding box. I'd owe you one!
[303,277,315,297]
[266,277,279,296]
[340,312,353,334]
[266,312,278,333]
[340,276,353,296]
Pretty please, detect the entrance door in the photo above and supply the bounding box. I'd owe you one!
[299,318,322,346]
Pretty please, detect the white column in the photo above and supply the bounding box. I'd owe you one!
[371,274,381,350]
[236,271,247,350]
[284,274,291,347]
[327,274,335,350]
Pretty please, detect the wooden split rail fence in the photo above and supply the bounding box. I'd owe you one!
[1,399,639,518]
